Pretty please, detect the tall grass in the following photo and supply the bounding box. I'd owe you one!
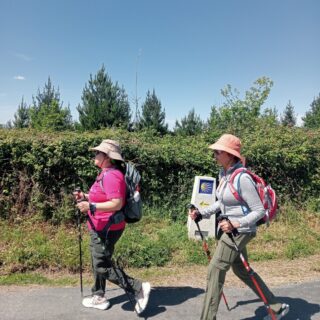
[249,202,320,260]
[0,202,319,285]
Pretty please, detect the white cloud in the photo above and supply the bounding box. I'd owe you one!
[13,75,25,80]
[14,53,32,61]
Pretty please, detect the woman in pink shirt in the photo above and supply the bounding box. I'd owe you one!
[76,139,150,314]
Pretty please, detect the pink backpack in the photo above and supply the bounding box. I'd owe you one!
[228,168,278,226]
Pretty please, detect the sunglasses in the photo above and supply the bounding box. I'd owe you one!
[213,150,223,156]
[94,151,104,156]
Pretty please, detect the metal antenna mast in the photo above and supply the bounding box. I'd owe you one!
[134,49,142,127]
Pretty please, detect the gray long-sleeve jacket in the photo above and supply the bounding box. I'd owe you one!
[200,162,265,233]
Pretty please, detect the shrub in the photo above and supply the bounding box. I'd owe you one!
[0,127,319,223]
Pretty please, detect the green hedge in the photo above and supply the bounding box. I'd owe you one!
[0,126,319,223]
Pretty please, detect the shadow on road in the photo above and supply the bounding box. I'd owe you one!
[232,296,320,320]
[108,286,204,319]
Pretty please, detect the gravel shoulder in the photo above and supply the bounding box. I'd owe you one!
[1,254,319,292]
[133,254,320,289]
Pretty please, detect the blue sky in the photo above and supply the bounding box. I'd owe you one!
[0,0,319,127]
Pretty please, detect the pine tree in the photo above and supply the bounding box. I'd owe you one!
[5,121,13,129]
[138,89,168,134]
[13,97,30,128]
[303,94,320,129]
[32,77,60,110]
[77,65,131,130]
[29,77,73,131]
[281,100,296,127]
[31,100,72,131]
[174,108,204,136]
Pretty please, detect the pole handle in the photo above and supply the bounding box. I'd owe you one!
[216,214,239,237]
[187,203,202,222]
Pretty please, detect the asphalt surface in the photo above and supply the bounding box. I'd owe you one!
[0,281,319,320]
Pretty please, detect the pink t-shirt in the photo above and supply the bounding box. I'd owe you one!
[87,167,126,232]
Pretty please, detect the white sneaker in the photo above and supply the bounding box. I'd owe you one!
[135,282,151,314]
[82,295,110,310]
[264,303,290,320]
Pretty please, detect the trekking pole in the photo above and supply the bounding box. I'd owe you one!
[188,204,230,311]
[77,208,83,297]
[74,188,84,297]
[217,215,277,320]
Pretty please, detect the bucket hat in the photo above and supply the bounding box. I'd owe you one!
[90,139,124,161]
[209,134,245,164]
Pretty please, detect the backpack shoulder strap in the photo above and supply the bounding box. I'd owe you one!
[229,168,261,214]
[99,168,117,194]
[228,168,248,203]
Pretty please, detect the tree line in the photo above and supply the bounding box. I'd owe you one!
[4,65,320,134]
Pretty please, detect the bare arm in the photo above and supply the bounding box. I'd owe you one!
[76,198,123,213]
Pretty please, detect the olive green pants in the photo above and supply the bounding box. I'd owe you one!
[200,232,282,320]
[89,229,142,297]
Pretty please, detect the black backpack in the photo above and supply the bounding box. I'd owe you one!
[100,162,142,223]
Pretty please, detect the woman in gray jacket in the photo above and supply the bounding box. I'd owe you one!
[189,134,289,320]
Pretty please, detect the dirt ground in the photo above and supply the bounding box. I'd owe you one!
[0,254,319,292]
[135,254,320,289]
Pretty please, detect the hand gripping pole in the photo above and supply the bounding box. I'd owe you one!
[188,204,230,311]
[217,215,277,320]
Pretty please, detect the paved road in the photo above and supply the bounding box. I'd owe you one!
[0,281,319,320]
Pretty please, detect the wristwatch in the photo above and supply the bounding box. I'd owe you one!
[89,202,97,215]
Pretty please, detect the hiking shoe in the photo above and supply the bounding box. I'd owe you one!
[135,282,151,314]
[264,303,290,320]
[82,295,110,310]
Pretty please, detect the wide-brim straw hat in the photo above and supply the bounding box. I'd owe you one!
[90,139,124,161]
[208,134,245,164]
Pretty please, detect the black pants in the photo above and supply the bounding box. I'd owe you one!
[89,229,142,297]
